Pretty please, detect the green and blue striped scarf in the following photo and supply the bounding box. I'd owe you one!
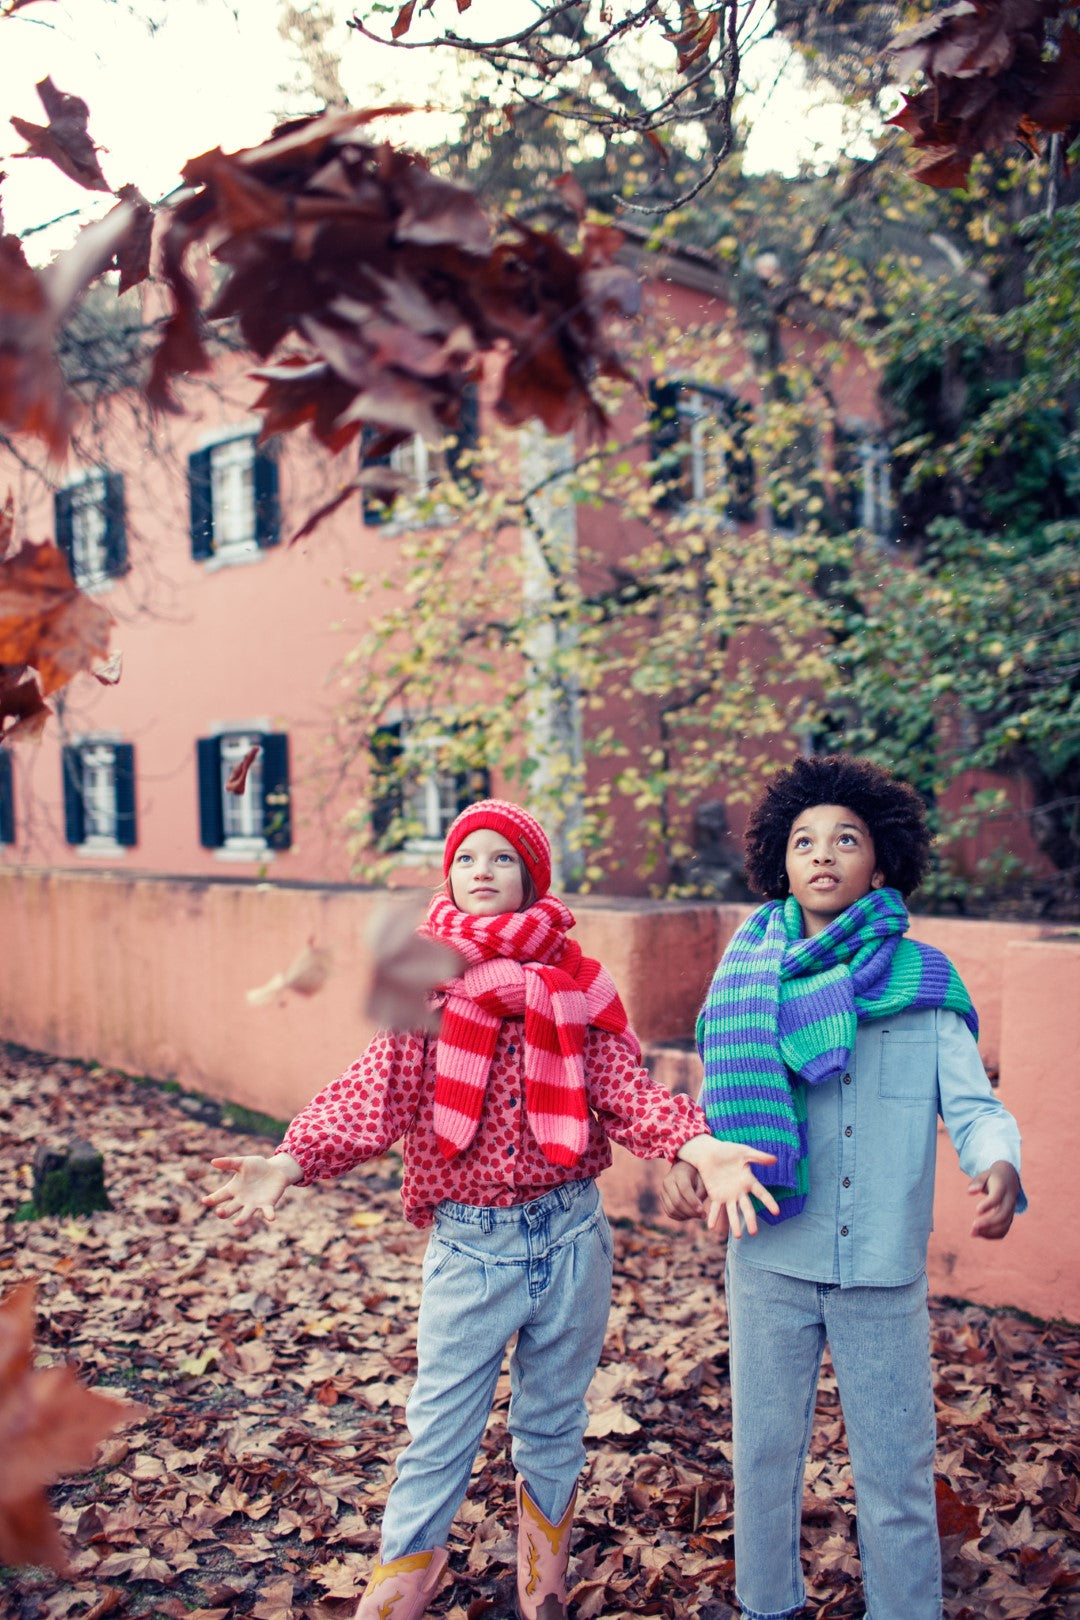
[696,888,977,1223]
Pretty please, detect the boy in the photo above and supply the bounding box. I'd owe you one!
[661,754,1024,1620]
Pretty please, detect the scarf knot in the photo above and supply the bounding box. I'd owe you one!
[696,888,978,1223]
[423,893,640,1168]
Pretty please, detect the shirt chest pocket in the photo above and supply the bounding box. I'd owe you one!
[876,1027,938,1104]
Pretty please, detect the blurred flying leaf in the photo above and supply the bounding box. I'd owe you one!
[247,938,333,1006]
[364,897,462,1033]
[0,1281,144,1572]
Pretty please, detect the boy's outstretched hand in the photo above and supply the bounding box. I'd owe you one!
[674,1135,779,1237]
[968,1160,1021,1240]
[202,1153,303,1228]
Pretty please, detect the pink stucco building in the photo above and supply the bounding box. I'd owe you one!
[0,237,911,894]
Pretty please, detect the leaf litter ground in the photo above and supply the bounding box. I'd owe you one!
[1,1044,1078,1620]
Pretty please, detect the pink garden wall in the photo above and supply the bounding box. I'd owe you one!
[1,871,1075,1323]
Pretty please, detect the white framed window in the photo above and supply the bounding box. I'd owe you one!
[196,730,291,856]
[401,732,461,849]
[189,437,280,563]
[62,740,137,851]
[650,381,755,519]
[210,438,257,552]
[370,719,488,853]
[55,470,127,589]
[858,439,895,543]
[679,389,731,504]
[82,744,118,842]
[361,386,481,527]
[219,731,265,844]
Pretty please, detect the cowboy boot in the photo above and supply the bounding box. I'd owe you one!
[516,1476,577,1620]
[352,1546,449,1620]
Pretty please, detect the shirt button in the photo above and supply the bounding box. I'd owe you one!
[507,1044,516,1056]
[509,1096,518,1108]
[507,1144,515,1156]
[842,1177,851,1188]
[844,1125,853,1137]
[840,1225,850,1236]
[842,1073,852,1085]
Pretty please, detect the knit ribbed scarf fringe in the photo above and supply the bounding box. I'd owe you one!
[423,893,641,1168]
[696,887,978,1223]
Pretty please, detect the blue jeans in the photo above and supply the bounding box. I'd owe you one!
[725,1255,941,1620]
[379,1178,613,1561]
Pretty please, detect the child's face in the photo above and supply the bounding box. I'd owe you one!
[448,828,526,916]
[784,803,884,936]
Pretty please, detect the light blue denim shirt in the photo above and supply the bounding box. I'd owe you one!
[729,1006,1026,1288]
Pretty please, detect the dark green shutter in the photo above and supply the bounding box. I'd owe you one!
[197,736,224,847]
[54,487,75,572]
[260,732,291,849]
[189,449,215,558]
[254,446,281,549]
[61,746,85,845]
[726,399,756,523]
[113,742,137,846]
[370,723,403,841]
[447,383,481,492]
[649,381,683,511]
[0,748,14,844]
[360,426,394,526]
[103,471,128,577]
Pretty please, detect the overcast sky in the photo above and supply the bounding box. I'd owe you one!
[0,0,878,257]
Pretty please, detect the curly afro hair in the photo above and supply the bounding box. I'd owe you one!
[743,754,932,900]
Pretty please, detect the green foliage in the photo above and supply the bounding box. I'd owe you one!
[336,63,1079,906]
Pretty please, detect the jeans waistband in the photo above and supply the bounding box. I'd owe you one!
[435,1177,596,1232]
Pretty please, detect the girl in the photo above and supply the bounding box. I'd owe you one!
[205,799,778,1620]
[661,755,1025,1620]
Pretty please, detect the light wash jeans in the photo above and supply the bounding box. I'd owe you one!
[379,1178,613,1561]
[725,1254,941,1620]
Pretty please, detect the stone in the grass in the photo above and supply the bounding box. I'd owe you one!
[31,1139,112,1217]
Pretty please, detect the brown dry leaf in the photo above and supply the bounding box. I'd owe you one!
[0,664,51,741]
[225,742,260,795]
[0,1281,144,1572]
[0,493,13,563]
[10,77,111,192]
[146,106,639,522]
[2,1046,1080,1619]
[936,1476,982,1542]
[250,1573,295,1618]
[246,938,334,1006]
[0,541,112,696]
[310,1555,366,1597]
[363,897,463,1033]
[90,648,123,686]
[886,3,1080,188]
[0,201,140,456]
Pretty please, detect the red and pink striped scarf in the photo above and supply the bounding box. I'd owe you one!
[423,893,641,1168]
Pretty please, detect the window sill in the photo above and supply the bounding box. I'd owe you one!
[73,575,118,596]
[363,500,458,536]
[214,839,274,863]
[74,839,126,859]
[201,543,263,572]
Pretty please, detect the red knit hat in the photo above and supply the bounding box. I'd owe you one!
[442,799,552,899]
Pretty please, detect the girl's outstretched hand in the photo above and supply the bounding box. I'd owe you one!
[675,1135,779,1237]
[202,1153,303,1228]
